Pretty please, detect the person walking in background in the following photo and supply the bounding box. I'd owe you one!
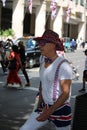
[4,45,23,88]
[70,39,77,52]
[79,49,87,92]
[4,38,13,70]
[0,41,7,73]
[76,37,83,49]
[20,29,72,130]
[18,41,31,87]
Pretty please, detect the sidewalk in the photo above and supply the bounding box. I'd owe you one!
[0,84,35,130]
[0,84,73,130]
[0,83,58,130]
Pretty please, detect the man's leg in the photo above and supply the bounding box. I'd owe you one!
[79,70,86,92]
[20,112,49,130]
[83,79,86,89]
[22,67,30,86]
[1,61,7,73]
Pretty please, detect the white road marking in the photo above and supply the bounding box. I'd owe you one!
[24,87,38,91]
[71,95,77,98]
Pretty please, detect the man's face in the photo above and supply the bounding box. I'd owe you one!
[39,42,56,57]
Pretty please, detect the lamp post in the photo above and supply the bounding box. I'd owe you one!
[84,0,86,41]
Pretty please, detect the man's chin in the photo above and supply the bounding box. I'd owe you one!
[41,52,45,56]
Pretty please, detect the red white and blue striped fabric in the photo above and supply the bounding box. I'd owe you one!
[28,0,33,14]
[49,103,72,127]
[35,103,72,127]
[66,5,71,23]
[50,0,57,20]
[53,59,68,101]
[2,0,6,7]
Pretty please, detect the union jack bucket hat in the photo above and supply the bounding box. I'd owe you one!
[34,29,64,51]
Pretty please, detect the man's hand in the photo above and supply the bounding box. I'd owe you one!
[36,107,51,121]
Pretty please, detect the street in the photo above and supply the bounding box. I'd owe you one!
[0,49,86,130]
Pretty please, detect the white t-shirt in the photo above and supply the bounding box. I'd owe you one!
[39,56,72,105]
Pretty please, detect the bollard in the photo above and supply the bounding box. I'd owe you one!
[71,93,87,130]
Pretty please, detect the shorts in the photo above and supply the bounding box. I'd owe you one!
[83,70,87,79]
[35,103,72,127]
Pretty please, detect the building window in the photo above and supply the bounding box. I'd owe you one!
[80,0,84,6]
[75,0,78,4]
[85,2,87,8]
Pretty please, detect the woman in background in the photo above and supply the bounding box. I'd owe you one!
[18,41,31,87]
[4,45,23,88]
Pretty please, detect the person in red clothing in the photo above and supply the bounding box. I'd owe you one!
[4,45,24,89]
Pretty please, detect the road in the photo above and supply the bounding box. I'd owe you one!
[0,49,86,130]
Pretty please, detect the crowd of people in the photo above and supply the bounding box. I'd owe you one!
[0,38,14,73]
[0,41,7,73]
[63,37,87,52]
[0,38,30,88]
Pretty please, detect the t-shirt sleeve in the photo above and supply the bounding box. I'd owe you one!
[59,62,73,80]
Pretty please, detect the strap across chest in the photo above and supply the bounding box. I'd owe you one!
[53,59,68,101]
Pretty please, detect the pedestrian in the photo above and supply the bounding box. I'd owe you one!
[20,29,72,130]
[4,45,23,88]
[5,38,13,49]
[18,41,31,86]
[70,39,77,51]
[0,41,7,73]
[4,38,13,70]
[79,49,87,92]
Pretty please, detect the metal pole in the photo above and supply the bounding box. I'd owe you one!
[84,0,86,41]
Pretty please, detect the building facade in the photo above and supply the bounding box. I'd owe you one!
[0,0,87,41]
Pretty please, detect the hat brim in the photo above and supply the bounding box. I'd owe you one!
[33,37,42,41]
[33,37,58,44]
[34,37,64,51]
